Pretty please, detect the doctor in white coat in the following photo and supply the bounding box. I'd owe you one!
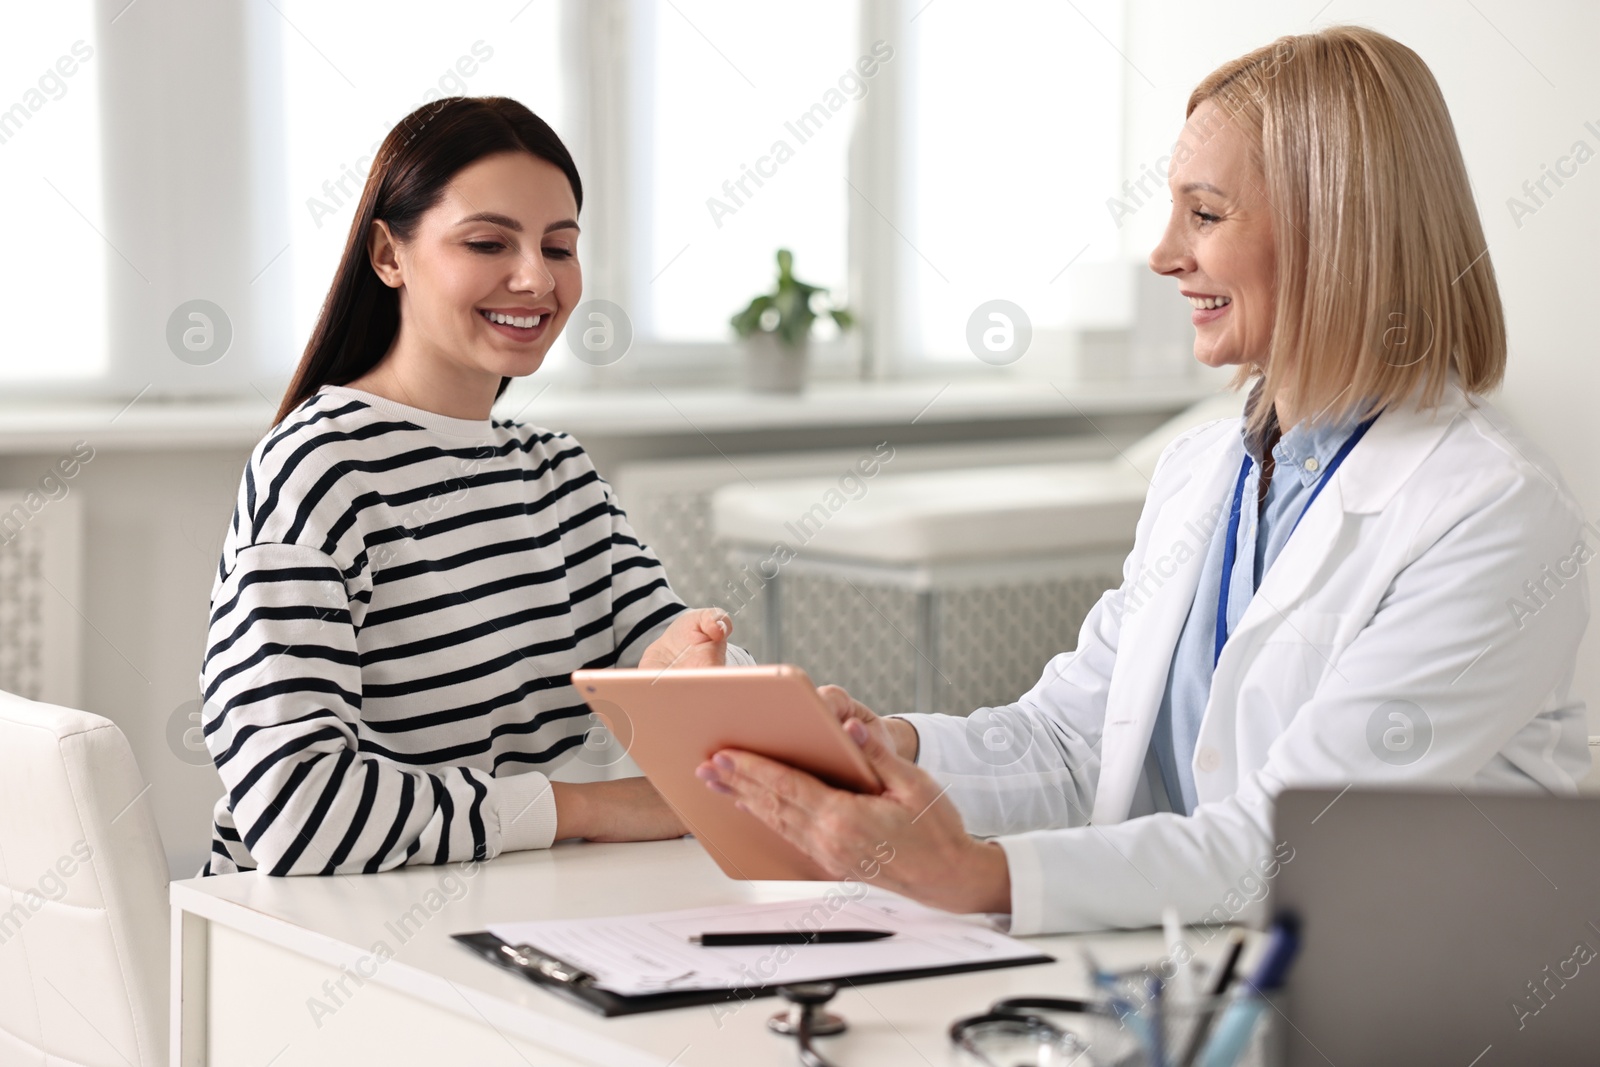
[697,25,1592,935]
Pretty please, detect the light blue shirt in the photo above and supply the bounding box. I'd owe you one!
[1150,385,1373,815]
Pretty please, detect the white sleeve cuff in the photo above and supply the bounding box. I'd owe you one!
[887,712,967,767]
[488,771,558,854]
[884,714,925,764]
[995,834,1046,936]
[726,642,756,666]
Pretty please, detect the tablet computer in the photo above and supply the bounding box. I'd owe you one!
[569,664,883,881]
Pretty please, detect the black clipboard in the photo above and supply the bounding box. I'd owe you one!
[452,930,1055,1017]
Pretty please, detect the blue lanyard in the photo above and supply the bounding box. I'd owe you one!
[1213,415,1378,668]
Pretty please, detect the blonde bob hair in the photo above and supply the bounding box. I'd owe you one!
[1188,25,1505,436]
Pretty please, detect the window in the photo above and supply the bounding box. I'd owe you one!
[586,0,1126,380]
[895,0,1125,366]
[0,0,1130,396]
[0,6,105,384]
[277,0,566,363]
[628,0,858,345]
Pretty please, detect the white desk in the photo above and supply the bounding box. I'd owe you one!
[170,837,1236,1066]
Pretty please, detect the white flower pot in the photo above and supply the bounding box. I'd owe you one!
[742,332,808,393]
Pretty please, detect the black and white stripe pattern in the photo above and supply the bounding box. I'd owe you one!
[199,386,706,876]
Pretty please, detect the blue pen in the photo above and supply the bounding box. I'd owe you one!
[1082,950,1134,1036]
[1079,947,1116,990]
[1196,917,1301,1067]
[1108,989,1162,1064]
[1149,974,1166,1067]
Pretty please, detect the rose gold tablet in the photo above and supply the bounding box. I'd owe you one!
[569,664,883,881]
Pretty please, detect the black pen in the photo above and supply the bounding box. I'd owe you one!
[1175,928,1248,1067]
[690,930,894,946]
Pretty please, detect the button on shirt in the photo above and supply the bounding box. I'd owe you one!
[1150,386,1372,815]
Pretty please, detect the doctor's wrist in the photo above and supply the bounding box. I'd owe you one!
[956,840,1011,915]
[886,717,920,762]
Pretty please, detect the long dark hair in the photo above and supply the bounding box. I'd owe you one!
[275,97,582,426]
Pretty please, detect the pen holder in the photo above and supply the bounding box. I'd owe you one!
[1085,987,1284,1067]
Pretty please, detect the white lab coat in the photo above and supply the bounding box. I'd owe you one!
[905,380,1592,935]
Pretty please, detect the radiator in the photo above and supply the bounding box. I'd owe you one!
[0,491,84,709]
[614,438,1129,717]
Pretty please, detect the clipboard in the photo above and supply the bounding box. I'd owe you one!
[452,930,1055,1017]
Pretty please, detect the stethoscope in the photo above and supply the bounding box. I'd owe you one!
[767,984,849,1067]
[949,996,1099,1062]
[769,984,1098,1066]
[1212,413,1377,668]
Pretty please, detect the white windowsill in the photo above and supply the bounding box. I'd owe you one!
[0,376,1222,455]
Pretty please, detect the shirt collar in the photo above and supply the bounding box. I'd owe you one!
[1240,379,1378,488]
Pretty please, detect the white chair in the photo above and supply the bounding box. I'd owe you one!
[0,690,169,1066]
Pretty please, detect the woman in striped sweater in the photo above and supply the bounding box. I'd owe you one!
[199,98,747,876]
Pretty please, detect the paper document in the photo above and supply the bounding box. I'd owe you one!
[486,890,1040,996]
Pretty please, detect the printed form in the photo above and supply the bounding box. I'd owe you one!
[487,890,1042,996]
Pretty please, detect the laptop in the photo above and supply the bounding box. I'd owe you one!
[1272,787,1600,1066]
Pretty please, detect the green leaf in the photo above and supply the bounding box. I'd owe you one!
[729,294,776,338]
[728,247,854,342]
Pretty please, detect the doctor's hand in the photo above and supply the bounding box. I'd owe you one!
[816,684,920,762]
[639,608,731,672]
[696,718,1011,916]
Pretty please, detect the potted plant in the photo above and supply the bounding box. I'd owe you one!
[730,248,854,393]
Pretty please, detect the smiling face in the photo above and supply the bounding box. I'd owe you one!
[364,150,581,413]
[1148,99,1277,373]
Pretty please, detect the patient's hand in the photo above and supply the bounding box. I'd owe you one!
[639,608,731,671]
[551,777,687,842]
[817,685,919,762]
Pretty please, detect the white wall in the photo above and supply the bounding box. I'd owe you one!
[0,448,248,879]
[1121,0,1600,728]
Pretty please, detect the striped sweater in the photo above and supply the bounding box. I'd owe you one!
[199,385,741,876]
